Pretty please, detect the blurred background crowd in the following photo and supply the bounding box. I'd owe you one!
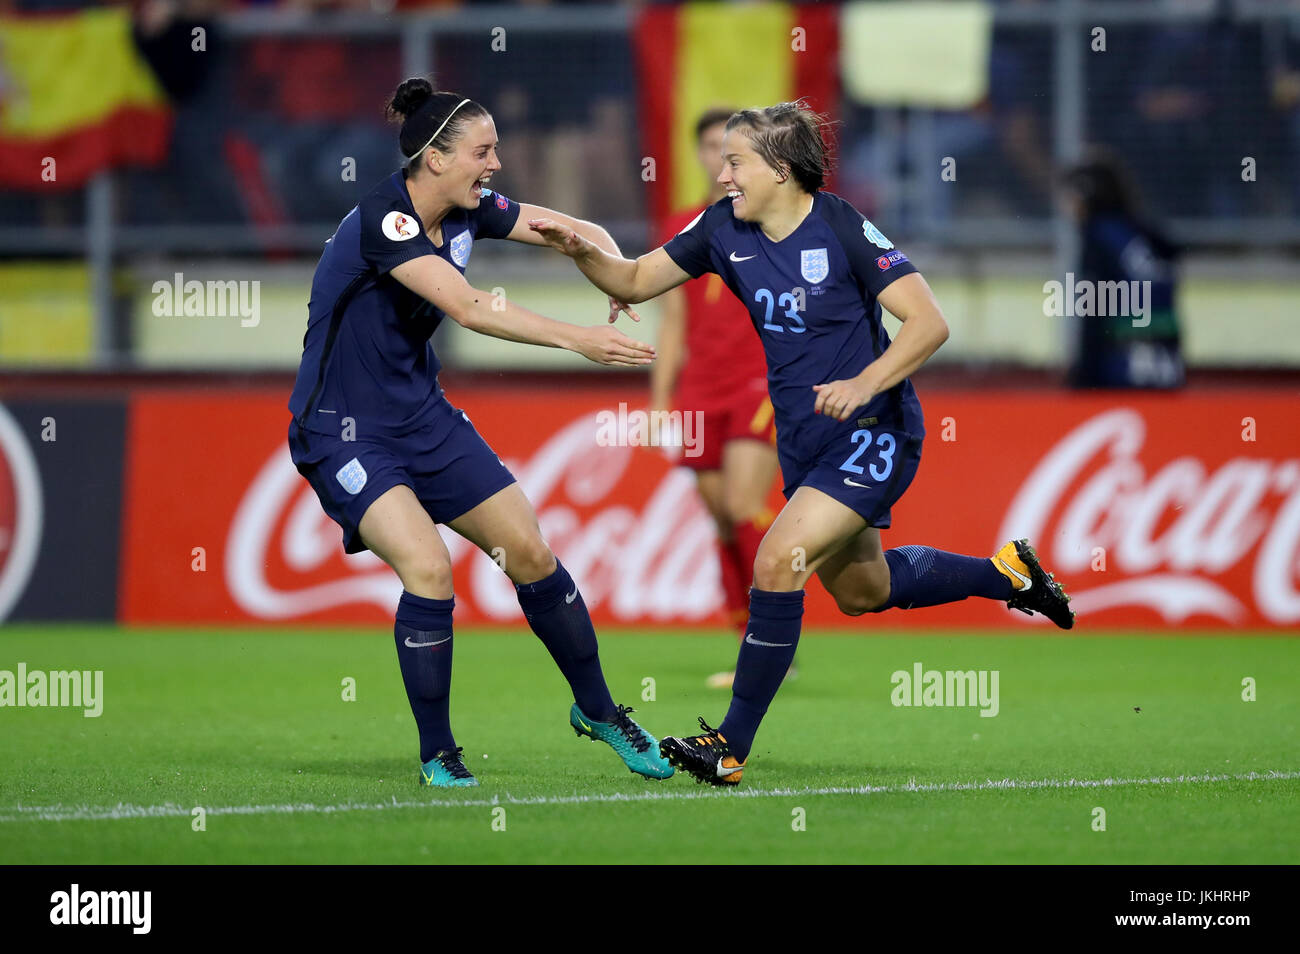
[1,0,1297,375]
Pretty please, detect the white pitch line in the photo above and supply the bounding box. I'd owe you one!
[1,770,1297,824]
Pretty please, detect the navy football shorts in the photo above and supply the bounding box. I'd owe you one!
[288,397,517,554]
[779,419,924,529]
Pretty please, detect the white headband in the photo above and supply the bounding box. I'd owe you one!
[405,98,471,161]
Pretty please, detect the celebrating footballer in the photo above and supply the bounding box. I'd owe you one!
[532,101,1076,786]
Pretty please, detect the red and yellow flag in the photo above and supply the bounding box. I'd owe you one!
[0,8,172,190]
[634,1,839,229]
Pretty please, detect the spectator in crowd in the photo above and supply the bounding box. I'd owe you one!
[836,0,1055,228]
[435,21,640,225]
[128,0,247,224]
[1126,15,1266,219]
[1060,150,1184,390]
[235,13,397,225]
[1266,20,1300,217]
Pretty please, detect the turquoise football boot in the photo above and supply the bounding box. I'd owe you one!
[420,746,479,787]
[570,703,674,779]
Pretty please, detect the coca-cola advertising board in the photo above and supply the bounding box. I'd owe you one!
[115,386,1299,630]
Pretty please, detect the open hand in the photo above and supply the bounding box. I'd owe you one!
[528,218,591,258]
[607,296,641,324]
[576,325,656,367]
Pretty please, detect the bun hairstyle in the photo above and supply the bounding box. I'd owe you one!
[386,77,488,167]
[725,100,834,193]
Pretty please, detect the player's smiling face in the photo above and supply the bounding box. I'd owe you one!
[441,115,501,209]
[718,128,776,222]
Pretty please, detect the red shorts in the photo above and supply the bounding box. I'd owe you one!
[677,380,778,472]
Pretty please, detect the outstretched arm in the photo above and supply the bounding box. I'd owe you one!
[507,204,640,323]
[527,217,692,305]
[390,254,655,367]
[508,203,620,256]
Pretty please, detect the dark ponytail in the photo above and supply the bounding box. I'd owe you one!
[386,77,488,166]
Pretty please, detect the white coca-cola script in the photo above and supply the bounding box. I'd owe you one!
[996,408,1300,624]
[226,413,722,621]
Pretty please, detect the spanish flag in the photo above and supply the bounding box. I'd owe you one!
[635,1,839,228]
[0,8,171,190]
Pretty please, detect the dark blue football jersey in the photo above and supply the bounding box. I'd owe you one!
[289,172,520,437]
[1070,213,1182,389]
[663,191,925,464]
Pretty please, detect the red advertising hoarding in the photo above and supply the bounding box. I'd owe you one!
[119,387,1300,630]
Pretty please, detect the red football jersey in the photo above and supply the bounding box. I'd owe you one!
[660,204,768,406]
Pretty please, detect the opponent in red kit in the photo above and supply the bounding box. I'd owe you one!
[649,109,785,689]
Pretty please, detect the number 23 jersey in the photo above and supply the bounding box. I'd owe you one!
[662,190,926,477]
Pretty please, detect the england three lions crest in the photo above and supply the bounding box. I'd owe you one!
[800,248,829,284]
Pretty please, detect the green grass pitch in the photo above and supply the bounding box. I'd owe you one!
[1,625,1296,864]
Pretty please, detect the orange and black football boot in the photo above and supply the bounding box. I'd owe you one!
[659,717,746,786]
[992,538,1075,629]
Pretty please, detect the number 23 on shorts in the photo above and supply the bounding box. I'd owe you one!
[838,428,896,482]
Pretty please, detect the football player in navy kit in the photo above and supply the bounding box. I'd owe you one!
[289,78,673,787]
[532,101,1075,786]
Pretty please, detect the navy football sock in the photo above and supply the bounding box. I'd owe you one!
[875,546,1013,610]
[719,588,804,763]
[516,561,617,722]
[393,590,457,763]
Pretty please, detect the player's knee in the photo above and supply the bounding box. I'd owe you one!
[721,492,761,530]
[833,588,883,616]
[752,544,802,592]
[832,591,868,616]
[833,576,890,616]
[400,556,454,598]
[502,534,557,584]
